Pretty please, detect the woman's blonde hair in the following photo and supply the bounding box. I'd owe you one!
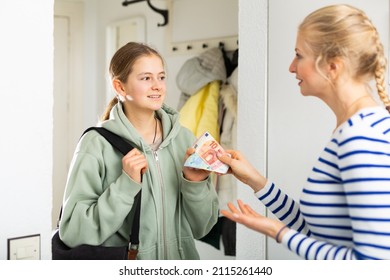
[299,4,390,111]
[101,42,164,121]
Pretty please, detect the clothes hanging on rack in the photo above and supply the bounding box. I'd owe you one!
[220,46,238,78]
[216,67,238,256]
[179,80,221,141]
[176,47,238,256]
[176,47,226,111]
[177,47,227,141]
[218,67,238,212]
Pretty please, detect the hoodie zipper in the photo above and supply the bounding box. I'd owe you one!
[153,149,168,259]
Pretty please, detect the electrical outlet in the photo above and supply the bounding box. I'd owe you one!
[7,234,40,260]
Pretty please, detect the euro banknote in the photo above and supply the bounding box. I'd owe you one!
[184,131,229,174]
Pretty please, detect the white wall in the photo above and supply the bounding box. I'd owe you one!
[0,0,54,259]
[236,0,268,260]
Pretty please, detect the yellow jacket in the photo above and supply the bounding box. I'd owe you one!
[179,81,220,142]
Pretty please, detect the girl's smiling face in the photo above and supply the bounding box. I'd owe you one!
[122,54,166,111]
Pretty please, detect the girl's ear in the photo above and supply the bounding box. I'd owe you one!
[112,79,126,98]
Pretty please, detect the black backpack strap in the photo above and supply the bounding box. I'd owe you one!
[83,127,143,184]
[82,127,134,155]
[130,192,141,246]
[58,127,141,246]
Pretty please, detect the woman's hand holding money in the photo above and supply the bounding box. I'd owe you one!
[183,147,211,182]
[217,150,267,193]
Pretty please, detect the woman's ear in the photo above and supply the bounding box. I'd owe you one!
[327,58,344,80]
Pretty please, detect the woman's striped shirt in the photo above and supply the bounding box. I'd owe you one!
[256,107,390,259]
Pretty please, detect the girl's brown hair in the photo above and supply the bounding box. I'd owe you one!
[299,4,390,112]
[101,42,164,121]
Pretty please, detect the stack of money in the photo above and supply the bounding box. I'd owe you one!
[184,131,229,174]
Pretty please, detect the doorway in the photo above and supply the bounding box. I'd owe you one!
[52,1,84,229]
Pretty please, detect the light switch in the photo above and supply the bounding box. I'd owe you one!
[8,234,40,260]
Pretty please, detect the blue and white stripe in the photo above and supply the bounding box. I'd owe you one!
[256,107,390,259]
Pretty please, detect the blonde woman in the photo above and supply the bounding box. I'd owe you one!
[219,4,390,260]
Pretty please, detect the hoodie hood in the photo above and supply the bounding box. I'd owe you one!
[101,102,181,151]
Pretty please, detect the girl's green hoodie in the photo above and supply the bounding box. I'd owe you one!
[59,102,219,259]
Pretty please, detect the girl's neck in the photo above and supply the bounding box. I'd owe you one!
[122,103,159,143]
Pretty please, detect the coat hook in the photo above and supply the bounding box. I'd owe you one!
[187,45,192,50]
[146,0,169,27]
[202,43,208,49]
[122,0,169,27]
[122,0,144,6]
